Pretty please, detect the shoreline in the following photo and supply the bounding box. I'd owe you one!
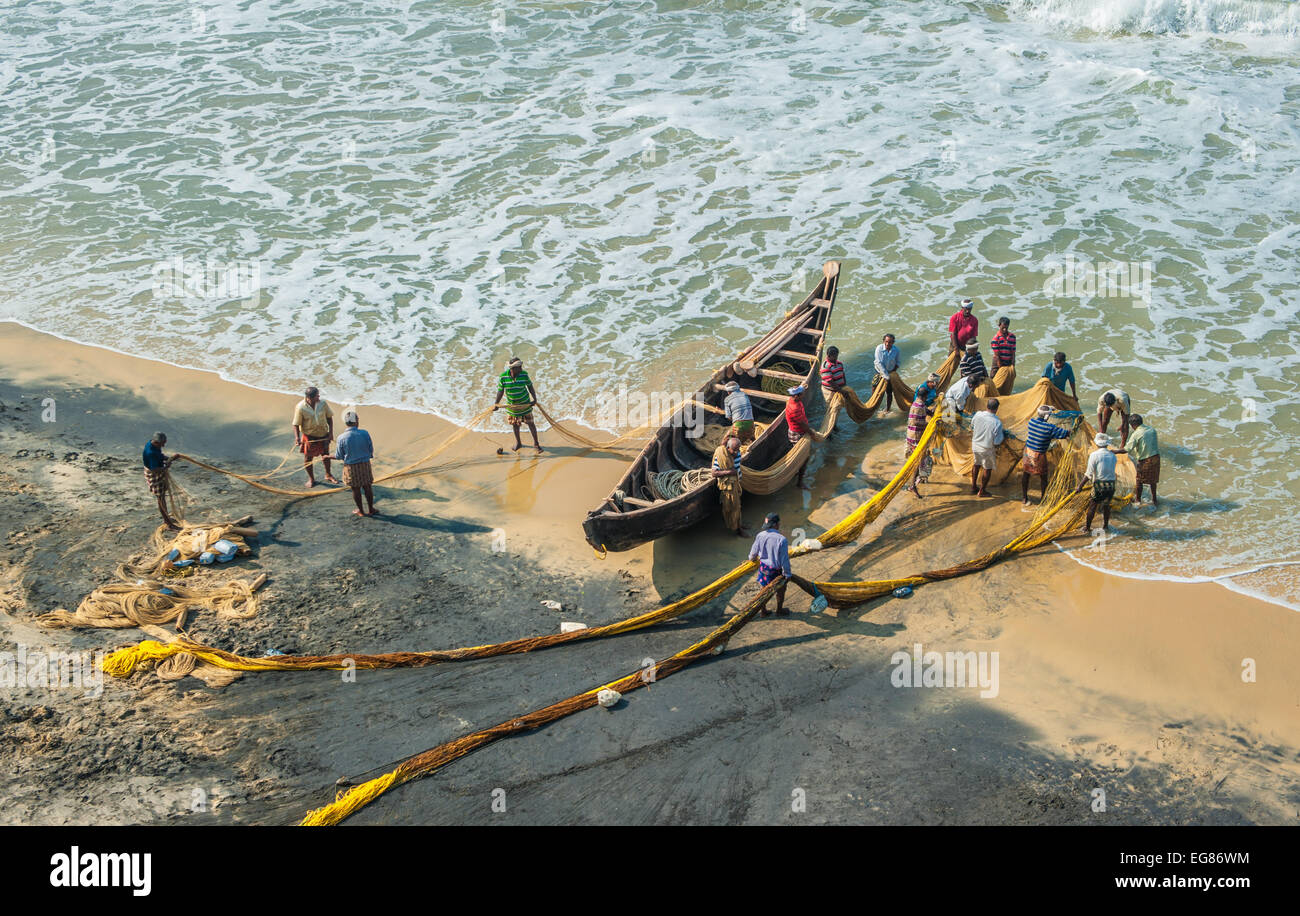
[2,321,1298,825]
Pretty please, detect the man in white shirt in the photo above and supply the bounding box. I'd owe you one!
[1076,433,1119,534]
[873,334,902,414]
[969,398,1005,497]
[945,373,974,414]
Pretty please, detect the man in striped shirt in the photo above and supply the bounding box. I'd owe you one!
[821,346,847,391]
[493,357,542,452]
[1020,404,1072,504]
[990,317,1017,395]
[958,340,988,383]
[723,380,756,445]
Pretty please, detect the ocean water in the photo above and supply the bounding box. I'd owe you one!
[1,0,1297,605]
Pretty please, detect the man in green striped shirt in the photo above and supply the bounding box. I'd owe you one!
[494,357,542,452]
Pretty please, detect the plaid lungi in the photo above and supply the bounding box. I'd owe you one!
[342,460,373,488]
[1135,454,1161,486]
[301,435,331,458]
[505,409,534,427]
[1021,446,1048,476]
[144,467,169,497]
[1091,479,1115,505]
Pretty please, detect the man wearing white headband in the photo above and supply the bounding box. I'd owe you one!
[959,339,988,383]
[493,357,542,452]
[1020,404,1073,505]
[948,298,978,353]
[1076,432,1118,534]
[333,409,377,516]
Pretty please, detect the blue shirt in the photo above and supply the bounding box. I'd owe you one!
[142,440,166,470]
[874,344,901,375]
[1043,361,1075,391]
[1024,416,1071,452]
[749,528,791,577]
[724,389,753,423]
[334,427,374,465]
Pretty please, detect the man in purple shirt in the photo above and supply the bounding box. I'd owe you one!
[748,512,793,617]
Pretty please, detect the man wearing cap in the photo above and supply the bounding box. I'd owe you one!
[948,298,978,353]
[784,384,823,489]
[959,339,989,382]
[1076,433,1118,534]
[1042,351,1077,398]
[990,316,1017,394]
[723,380,756,446]
[292,386,339,487]
[1021,404,1073,505]
[142,431,180,530]
[711,433,746,536]
[1117,413,1160,507]
[333,409,377,517]
[1096,388,1131,446]
[494,357,542,452]
[873,333,902,414]
[748,512,792,617]
[969,398,1005,497]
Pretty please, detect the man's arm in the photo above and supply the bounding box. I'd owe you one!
[780,541,792,578]
[527,382,538,405]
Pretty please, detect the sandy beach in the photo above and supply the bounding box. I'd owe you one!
[2,321,1296,826]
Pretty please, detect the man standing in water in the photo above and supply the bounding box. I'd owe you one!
[292,386,339,487]
[990,316,1017,394]
[494,357,543,452]
[1096,388,1131,446]
[1043,351,1077,398]
[1118,413,1160,507]
[333,409,378,517]
[1020,404,1072,505]
[948,298,978,353]
[711,433,746,537]
[873,333,902,414]
[143,431,180,530]
[749,512,792,617]
[1077,433,1118,534]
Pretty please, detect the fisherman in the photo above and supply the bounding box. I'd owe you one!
[969,398,1005,497]
[723,380,756,446]
[873,333,902,414]
[748,512,792,617]
[944,369,982,414]
[784,384,820,489]
[820,345,847,393]
[1096,388,1131,446]
[1042,351,1077,398]
[292,386,339,487]
[142,431,180,530]
[959,339,989,382]
[1020,404,1072,505]
[1118,413,1160,507]
[333,409,377,517]
[711,433,746,536]
[948,297,978,353]
[493,357,542,453]
[990,316,1017,394]
[1076,433,1118,534]
[904,373,941,498]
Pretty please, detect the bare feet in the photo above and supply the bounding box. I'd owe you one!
[352,509,365,517]
[977,489,992,498]
[305,479,317,488]
[511,443,523,452]
[970,485,979,495]
[367,508,380,516]
[324,475,340,484]
[1022,498,1031,506]
[535,445,544,453]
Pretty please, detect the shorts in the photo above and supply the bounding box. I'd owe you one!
[971,446,997,471]
[342,460,373,488]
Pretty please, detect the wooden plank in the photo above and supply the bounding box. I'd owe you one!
[621,495,658,508]
[758,367,805,382]
[811,298,832,308]
[799,327,824,337]
[712,384,790,403]
[776,348,820,362]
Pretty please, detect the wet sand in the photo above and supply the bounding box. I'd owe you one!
[2,321,1297,825]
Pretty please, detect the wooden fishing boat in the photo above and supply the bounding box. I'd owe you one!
[582,261,841,552]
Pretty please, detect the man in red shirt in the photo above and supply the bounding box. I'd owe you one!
[784,384,823,489]
[948,298,978,353]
